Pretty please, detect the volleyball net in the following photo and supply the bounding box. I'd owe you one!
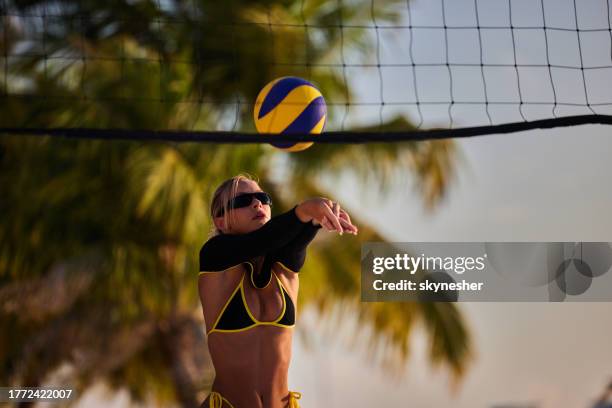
[1,0,612,143]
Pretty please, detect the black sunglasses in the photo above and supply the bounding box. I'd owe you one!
[215,192,272,217]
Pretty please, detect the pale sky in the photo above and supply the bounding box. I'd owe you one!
[288,124,612,408]
[292,9,612,407]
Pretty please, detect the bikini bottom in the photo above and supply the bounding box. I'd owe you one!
[207,390,302,408]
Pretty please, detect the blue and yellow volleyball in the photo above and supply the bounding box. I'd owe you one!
[254,77,327,152]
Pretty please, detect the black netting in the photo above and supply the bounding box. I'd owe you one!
[1,0,612,142]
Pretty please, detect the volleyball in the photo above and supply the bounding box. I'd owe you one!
[253,76,327,152]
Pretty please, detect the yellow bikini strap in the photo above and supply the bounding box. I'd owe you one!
[209,391,234,408]
[210,390,298,408]
[288,391,302,408]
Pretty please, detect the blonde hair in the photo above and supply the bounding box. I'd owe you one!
[209,173,260,236]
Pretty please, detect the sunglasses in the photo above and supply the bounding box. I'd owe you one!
[215,192,272,217]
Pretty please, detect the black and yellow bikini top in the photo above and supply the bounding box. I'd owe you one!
[201,262,296,335]
[198,208,320,336]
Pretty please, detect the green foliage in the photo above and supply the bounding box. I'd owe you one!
[0,0,471,405]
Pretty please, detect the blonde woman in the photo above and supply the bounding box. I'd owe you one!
[198,174,357,408]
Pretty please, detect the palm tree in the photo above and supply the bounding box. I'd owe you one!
[0,0,471,406]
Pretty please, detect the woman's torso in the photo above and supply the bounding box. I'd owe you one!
[198,260,299,407]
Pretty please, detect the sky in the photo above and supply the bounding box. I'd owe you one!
[282,1,612,398]
[333,0,612,131]
[286,124,612,408]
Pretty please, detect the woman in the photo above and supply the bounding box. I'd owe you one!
[198,174,358,408]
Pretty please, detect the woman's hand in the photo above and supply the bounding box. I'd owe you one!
[296,198,358,235]
[295,198,342,232]
[319,205,358,235]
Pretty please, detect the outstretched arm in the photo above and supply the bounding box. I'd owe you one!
[273,222,321,272]
[274,204,358,272]
[199,207,307,271]
[199,198,357,272]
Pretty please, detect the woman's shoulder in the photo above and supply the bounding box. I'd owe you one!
[199,233,233,254]
[199,235,233,272]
